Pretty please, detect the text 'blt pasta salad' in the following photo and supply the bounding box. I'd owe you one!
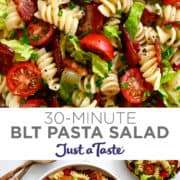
[0,0,180,107]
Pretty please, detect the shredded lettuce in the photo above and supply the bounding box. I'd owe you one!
[0,39,35,61]
[159,71,180,107]
[65,35,109,77]
[90,52,109,77]
[0,0,7,29]
[59,68,81,101]
[125,2,145,39]
[103,25,122,48]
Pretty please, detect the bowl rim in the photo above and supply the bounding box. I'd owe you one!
[38,162,118,180]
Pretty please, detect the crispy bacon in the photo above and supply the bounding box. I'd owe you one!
[14,0,36,22]
[63,58,88,76]
[0,43,14,74]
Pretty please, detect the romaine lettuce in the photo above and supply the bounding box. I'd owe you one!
[1,39,35,61]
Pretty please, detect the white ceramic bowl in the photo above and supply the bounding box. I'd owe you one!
[39,162,117,180]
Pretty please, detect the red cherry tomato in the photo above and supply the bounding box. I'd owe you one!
[173,64,180,71]
[89,171,102,180]
[0,43,14,74]
[13,0,36,22]
[168,160,179,171]
[80,33,114,60]
[79,3,104,33]
[160,170,170,178]
[120,26,141,67]
[27,19,55,46]
[120,68,152,104]
[6,62,42,97]
[63,168,71,176]
[141,8,160,26]
[154,39,162,72]
[20,99,47,107]
[143,163,155,175]
[162,0,180,7]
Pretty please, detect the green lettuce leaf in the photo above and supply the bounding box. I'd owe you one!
[103,25,122,48]
[159,71,180,107]
[0,0,8,29]
[1,39,35,61]
[59,68,81,101]
[90,52,108,77]
[125,2,145,39]
[65,35,109,77]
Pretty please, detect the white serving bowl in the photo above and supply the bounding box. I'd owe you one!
[39,162,117,180]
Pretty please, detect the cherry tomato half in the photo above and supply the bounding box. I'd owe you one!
[27,19,55,46]
[160,170,170,178]
[143,163,155,175]
[20,99,47,107]
[89,171,102,180]
[162,0,180,7]
[6,62,42,97]
[80,33,114,60]
[120,68,152,104]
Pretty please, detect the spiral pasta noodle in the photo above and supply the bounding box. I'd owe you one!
[139,44,161,90]
[72,90,97,107]
[47,0,70,7]
[171,50,180,66]
[100,72,120,96]
[135,23,157,45]
[36,48,60,91]
[71,171,89,180]
[102,95,116,107]
[35,0,84,35]
[48,171,64,180]
[78,75,99,94]
[161,5,180,22]
[5,1,23,31]
[156,26,180,48]
[146,3,180,22]
[98,0,133,17]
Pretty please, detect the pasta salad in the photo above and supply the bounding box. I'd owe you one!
[127,160,180,180]
[43,167,115,180]
[0,0,180,107]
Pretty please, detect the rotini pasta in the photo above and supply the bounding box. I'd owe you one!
[161,5,180,22]
[48,170,64,180]
[100,72,120,96]
[156,26,180,48]
[35,0,84,35]
[135,23,157,45]
[171,50,180,66]
[139,44,161,90]
[98,0,133,17]
[36,48,60,91]
[72,90,97,107]
[5,1,23,31]
[47,0,70,7]
[70,171,89,180]
[78,74,99,94]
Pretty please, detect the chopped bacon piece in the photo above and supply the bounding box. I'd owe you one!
[63,58,88,76]
[141,8,160,26]
[15,0,36,22]
[0,43,14,74]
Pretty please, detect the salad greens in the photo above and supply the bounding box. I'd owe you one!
[1,39,35,61]
[125,2,145,39]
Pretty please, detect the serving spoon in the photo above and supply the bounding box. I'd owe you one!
[0,160,55,180]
